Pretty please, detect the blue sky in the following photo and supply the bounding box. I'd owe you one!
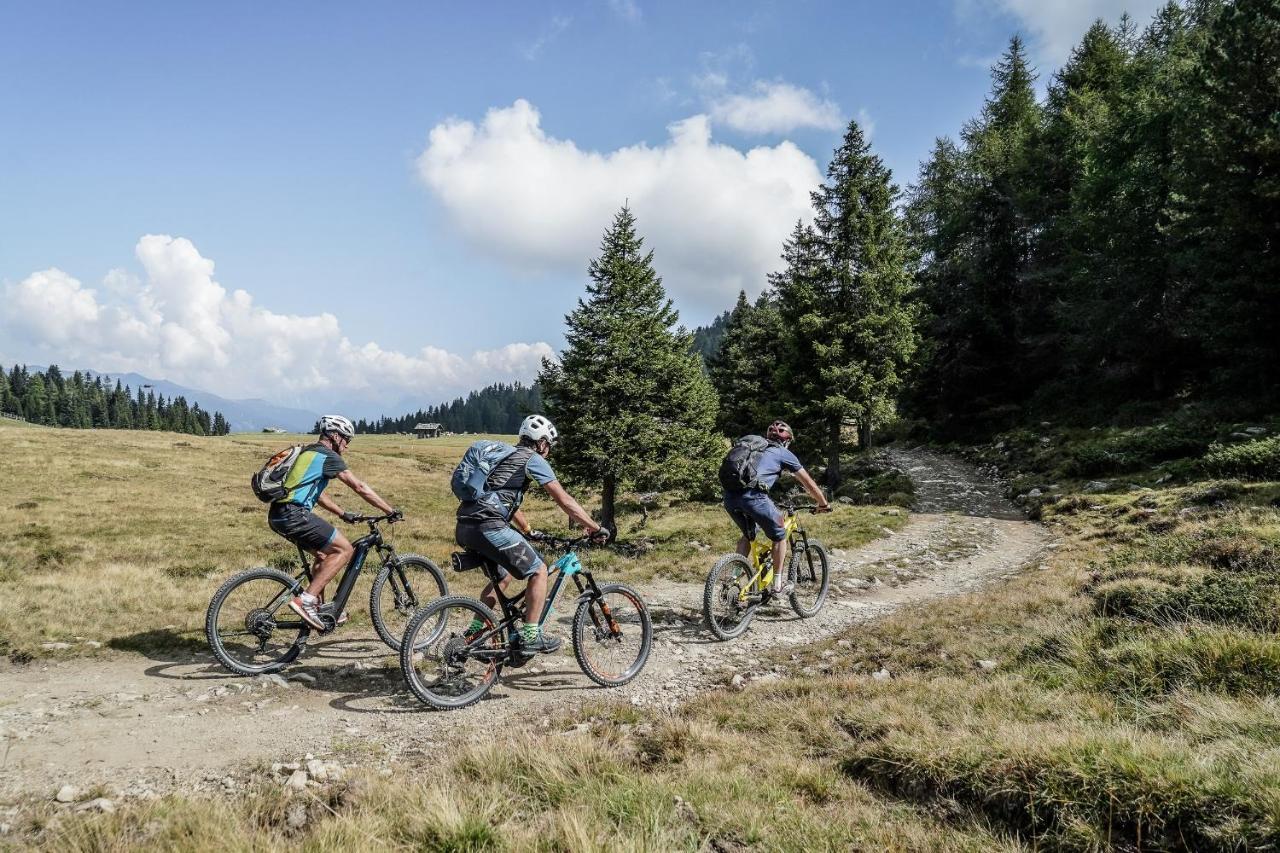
[0,0,1164,411]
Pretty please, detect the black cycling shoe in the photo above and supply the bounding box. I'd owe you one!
[520,630,562,654]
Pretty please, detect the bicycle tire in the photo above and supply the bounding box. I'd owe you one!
[788,538,831,618]
[400,595,503,711]
[370,554,448,652]
[702,553,759,641]
[205,567,309,676]
[572,582,652,687]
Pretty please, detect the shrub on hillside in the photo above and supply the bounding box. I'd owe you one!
[843,725,1280,850]
[1201,436,1280,480]
[1094,576,1279,630]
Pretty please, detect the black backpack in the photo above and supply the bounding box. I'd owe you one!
[718,434,773,492]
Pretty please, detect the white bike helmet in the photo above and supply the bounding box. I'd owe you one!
[519,414,558,445]
[318,414,356,440]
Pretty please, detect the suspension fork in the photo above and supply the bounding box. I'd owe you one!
[794,529,815,579]
[576,574,622,636]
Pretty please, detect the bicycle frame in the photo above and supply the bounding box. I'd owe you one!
[276,525,398,626]
[463,549,619,658]
[740,510,814,595]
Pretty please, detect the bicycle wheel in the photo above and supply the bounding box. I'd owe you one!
[572,583,652,687]
[205,567,309,676]
[400,596,503,711]
[788,538,831,618]
[370,554,448,652]
[703,553,759,641]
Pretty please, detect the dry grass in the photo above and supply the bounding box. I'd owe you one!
[0,425,901,660]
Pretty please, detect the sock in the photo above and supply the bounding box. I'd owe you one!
[520,621,539,642]
[300,592,318,604]
[466,618,485,635]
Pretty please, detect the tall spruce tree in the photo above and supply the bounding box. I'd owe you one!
[539,207,721,527]
[1175,0,1280,397]
[707,289,785,437]
[775,121,919,486]
[907,37,1041,434]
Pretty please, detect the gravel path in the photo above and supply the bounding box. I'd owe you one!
[0,448,1050,802]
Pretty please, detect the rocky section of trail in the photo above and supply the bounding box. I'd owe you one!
[0,448,1051,807]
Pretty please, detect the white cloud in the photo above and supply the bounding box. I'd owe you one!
[608,0,641,24]
[0,236,553,404]
[416,99,822,317]
[709,81,844,134]
[969,0,1168,64]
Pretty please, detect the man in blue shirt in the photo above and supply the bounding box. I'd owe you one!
[455,414,610,653]
[722,420,831,595]
[269,414,400,630]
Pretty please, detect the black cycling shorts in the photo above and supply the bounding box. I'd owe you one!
[268,503,338,552]
[455,522,545,581]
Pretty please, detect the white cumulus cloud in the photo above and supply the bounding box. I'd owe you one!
[967,0,1168,64]
[0,236,553,405]
[416,99,823,317]
[709,81,843,134]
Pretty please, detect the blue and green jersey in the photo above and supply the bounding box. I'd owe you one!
[274,443,348,510]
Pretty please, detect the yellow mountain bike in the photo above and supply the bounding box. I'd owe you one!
[702,501,831,640]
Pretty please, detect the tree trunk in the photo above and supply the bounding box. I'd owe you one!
[858,421,872,451]
[600,472,617,532]
[826,418,842,489]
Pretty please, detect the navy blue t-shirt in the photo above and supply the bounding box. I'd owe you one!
[752,444,803,490]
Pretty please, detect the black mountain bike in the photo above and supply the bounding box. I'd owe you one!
[205,514,446,675]
[399,532,652,710]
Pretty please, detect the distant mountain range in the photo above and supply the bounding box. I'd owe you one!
[80,371,321,433]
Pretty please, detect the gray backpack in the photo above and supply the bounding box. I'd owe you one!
[718,435,773,492]
[251,444,302,503]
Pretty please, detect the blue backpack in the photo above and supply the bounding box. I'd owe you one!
[451,440,519,503]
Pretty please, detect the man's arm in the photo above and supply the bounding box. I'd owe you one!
[542,481,603,533]
[511,508,533,535]
[316,492,346,517]
[794,468,831,509]
[337,469,395,515]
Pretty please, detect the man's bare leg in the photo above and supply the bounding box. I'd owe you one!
[736,536,751,558]
[523,564,549,625]
[770,537,788,593]
[478,575,513,609]
[306,533,353,597]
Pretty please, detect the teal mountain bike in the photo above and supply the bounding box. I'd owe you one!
[399,532,652,710]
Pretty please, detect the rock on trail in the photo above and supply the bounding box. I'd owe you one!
[0,447,1049,799]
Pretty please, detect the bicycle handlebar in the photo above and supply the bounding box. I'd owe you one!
[344,513,402,525]
[527,531,609,550]
[779,501,832,515]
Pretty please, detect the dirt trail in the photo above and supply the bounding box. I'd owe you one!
[0,448,1050,801]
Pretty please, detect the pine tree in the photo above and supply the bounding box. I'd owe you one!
[775,120,920,485]
[1174,0,1280,396]
[539,206,722,527]
[907,37,1041,434]
[707,289,785,437]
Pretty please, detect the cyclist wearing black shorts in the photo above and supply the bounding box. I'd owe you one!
[455,414,610,653]
[268,414,400,630]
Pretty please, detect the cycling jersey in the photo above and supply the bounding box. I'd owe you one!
[274,443,348,510]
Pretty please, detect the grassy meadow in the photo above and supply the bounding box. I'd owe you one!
[12,420,1279,849]
[0,424,901,661]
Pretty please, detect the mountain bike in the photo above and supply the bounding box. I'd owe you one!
[399,532,652,710]
[205,514,446,676]
[702,501,831,640]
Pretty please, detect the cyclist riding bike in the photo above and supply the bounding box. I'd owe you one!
[269,414,401,630]
[721,420,830,596]
[454,414,610,654]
